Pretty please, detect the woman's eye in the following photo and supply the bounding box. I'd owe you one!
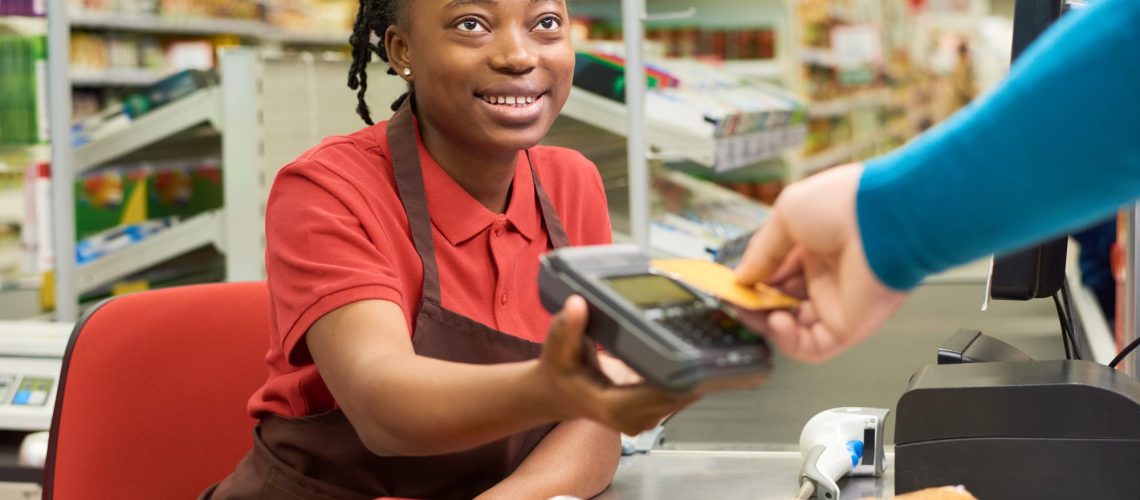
[457,19,486,32]
[534,17,560,31]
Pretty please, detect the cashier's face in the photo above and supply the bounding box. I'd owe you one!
[394,0,575,154]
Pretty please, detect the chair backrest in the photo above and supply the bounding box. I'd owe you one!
[43,282,270,499]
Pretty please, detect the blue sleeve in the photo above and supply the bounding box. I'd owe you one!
[856,0,1140,291]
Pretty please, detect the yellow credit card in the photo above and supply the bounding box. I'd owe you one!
[651,259,800,311]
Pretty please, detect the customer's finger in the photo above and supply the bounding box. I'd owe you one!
[736,214,796,285]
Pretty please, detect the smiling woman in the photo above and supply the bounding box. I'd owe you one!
[199,0,700,499]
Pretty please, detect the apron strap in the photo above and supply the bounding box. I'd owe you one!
[387,96,443,304]
[526,150,571,249]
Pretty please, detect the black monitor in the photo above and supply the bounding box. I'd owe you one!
[989,0,1073,301]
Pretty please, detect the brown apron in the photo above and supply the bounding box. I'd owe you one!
[205,98,571,500]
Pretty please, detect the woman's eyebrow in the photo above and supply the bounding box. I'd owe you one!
[444,0,565,8]
[444,0,496,8]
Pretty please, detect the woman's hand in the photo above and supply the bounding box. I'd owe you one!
[597,352,643,385]
[732,164,908,363]
[538,296,698,436]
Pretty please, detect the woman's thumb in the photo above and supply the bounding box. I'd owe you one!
[545,295,589,367]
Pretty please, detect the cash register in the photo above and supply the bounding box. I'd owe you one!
[0,321,71,496]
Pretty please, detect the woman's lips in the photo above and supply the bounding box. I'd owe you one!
[474,93,547,126]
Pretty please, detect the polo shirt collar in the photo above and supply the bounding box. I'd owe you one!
[411,120,539,247]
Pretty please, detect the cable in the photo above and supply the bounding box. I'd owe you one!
[1109,336,1140,369]
[1060,280,1082,360]
[1053,294,1073,360]
[795,481,815,500]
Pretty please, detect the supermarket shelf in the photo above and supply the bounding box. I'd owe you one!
[261,29,350,45]
[76,210,224,295]
[798,47,880,69]
[806,89,891,118]
[70,10,350,45]
[72,68,169,87]
[0,15,45,35]
[720,60,784,80]
[73,86,223,173]
[0,188,21,223]
[0,144,49,171]
[561,87,805,172]
[793,137,876,177]
[71,11,264,37]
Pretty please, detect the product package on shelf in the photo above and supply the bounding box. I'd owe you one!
[570,18,775,61]
[1,0,46,16]
[264,0,355,36]
[70,69,218,147]
[16,162,52,279]
[70,31,167,80]
[75,157,222,240]
[0,34,48,146]
[575,51,805,136]
[649,169,770,265]
[155,0,258,21]
[0,169,23,281]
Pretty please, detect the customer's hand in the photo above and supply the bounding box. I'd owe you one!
[733,164,908,363]
[538,296,697,435]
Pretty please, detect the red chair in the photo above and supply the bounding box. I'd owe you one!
[43,282,270,499]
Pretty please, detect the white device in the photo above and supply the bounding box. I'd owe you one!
[796,407,889,500]
[0,321,72,431]
[17,431,49,467]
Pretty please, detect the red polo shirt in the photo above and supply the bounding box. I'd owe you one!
[248,119,612,418]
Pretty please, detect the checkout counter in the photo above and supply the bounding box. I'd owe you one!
[0,321,70,500]
[603,450,891,500]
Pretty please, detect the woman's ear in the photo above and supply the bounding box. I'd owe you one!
[385,25,413,80]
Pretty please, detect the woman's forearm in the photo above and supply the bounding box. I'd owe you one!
[308,300,568,457]
[477,419,621,499]
[350,355,562,457]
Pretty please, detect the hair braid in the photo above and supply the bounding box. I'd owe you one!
[347,0,407,125]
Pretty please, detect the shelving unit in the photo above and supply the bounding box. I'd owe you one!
[560,87,805,172]
[75,210,223,295]
[805,88,891,118]
[73,86,222,172]
[71,68,170,87]
[789,136,875,177]
[70,11,265,36]
[15,0,360,319]
[69,10,350,45]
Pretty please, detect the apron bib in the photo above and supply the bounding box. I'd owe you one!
[205,97,571,500]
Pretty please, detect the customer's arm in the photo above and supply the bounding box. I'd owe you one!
[858,0,1140,290]
[734,0,1140,361]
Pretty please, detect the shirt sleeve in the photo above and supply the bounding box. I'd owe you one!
[856,0,1140,290]
[265,160,406,365]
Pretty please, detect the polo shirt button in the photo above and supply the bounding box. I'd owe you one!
[500,293,508,305]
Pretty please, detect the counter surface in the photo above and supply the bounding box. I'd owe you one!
[599,450,893,500]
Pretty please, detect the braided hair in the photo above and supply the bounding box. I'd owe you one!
[347,0,408,125]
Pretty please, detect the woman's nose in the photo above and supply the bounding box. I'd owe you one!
[491,29,538,73]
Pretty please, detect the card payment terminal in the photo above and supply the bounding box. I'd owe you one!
[539,245,771,391]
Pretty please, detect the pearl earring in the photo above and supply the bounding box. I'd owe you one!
[402,67,412,77]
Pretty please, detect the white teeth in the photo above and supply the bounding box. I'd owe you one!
[480,95,539,106]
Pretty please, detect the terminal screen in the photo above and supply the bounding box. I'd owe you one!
[604,274,700,309]
[10,377,53,406]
